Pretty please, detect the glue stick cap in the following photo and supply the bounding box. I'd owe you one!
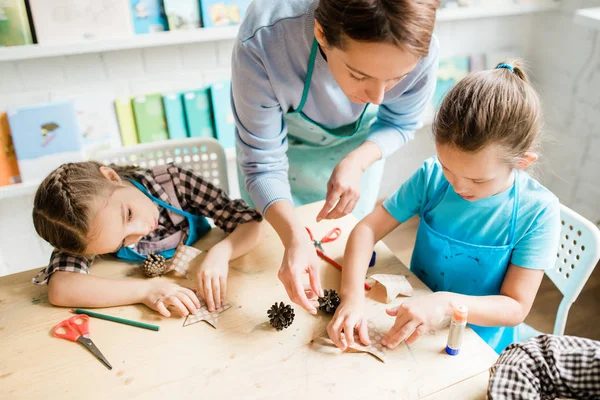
[453,304,468,323]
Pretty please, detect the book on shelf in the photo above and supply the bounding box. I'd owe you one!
[0,112,21,186]
[7,100,84,182]
[132,93,169,143]
[210,81,235,148]
[163,92,189,140]
[164,0,201,30]
[0,0,33,47]
[432,55,470,109]
[129,0,169,34]
[115,97,139,147]
[27,0,134,44]
[182,88,215,138]
[200,0,252,28]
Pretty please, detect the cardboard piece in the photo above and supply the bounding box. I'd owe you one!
[370,274,413,303]
[183,296,233,328]
[346,321,388,363]
[167,243,202,277]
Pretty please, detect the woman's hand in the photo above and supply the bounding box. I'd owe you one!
[382,292,453,349]
[317,141,382,221]
[327,296,370,350]
[143,280,200,318]
[317,156,363,221]
[278,235,322,315]
[196,249,231,312]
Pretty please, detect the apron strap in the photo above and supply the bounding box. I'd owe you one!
[294,39,319,114]
[152,165,185,226]
[507,170,520,244]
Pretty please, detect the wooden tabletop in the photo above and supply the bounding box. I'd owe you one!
[0,201,497,399]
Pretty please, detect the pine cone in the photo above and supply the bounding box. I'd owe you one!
[141,253,167,278]
[267,301,295,331]
[318,289,341,314]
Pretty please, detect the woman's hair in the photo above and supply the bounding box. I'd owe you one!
[433,60,543,166]
[32,161,140,255]
[314,0,439,57]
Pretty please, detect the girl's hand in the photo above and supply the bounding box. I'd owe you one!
[327,296,371,350]
[196,249,231,312]
[143,280,200,318]
[382,292,453,349]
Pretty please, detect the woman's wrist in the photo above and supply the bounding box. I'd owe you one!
[346,141,383,172]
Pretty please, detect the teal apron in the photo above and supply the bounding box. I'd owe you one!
[115,179,211,262]
[411,172,522,354]
[239,39,384,219]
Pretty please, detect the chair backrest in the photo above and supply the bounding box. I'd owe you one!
[546,203,600,335]
[92,138,230,194]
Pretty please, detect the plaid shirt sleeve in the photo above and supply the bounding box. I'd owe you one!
[488,334,600,400]
[31,250,92,285]
[173,165,263,233]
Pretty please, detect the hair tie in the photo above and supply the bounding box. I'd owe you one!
[496,63,514,73]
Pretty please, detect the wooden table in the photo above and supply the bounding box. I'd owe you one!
[0,202,497,399]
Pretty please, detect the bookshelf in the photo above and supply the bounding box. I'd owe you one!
[0,3,560,62]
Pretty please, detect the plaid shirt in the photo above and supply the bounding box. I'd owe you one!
[32,164,262,285]
[488,334,600,400]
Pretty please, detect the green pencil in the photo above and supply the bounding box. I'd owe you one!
[71,309,160,331]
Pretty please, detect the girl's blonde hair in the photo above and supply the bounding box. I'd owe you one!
[433,60,543,166]
[32,162,140,256]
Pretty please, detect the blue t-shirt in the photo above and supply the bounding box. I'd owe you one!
[383,157,561,271]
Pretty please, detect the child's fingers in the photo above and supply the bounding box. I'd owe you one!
[385,319,419,349]
[382,312,410,347]
[220,276,227,303]
[166,296,189,317]
[212,277,221,309]
[386,306,401,317]
[197,279,205,302]
[181,286,200,309]
[156,301,171,317]
[406,324,426,345]
[327,315,345,350]
[204,278,215,312]
[343,319,356,348]
[357,319,371,346]
[175,291,198,314]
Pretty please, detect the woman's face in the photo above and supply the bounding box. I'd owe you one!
[315,22,420,105]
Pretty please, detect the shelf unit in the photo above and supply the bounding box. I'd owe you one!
[0,3,560,62]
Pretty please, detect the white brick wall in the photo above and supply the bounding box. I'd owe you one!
[528,0,600,225]
[3,8,598,276]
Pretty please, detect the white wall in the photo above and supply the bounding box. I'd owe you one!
[527,0,600,225]
[3,5,598,276]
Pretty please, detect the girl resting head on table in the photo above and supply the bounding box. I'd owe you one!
[328,61,561,354]
[31,162,263,317]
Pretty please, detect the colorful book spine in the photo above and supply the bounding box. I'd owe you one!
[115,98,139,147]
[200,0,252,28]
[0,0,33,47]
[0,112,21,186]
[432,55,470,109]
[210,81,235,148]
[71,93,122,155]
[132,94,169,143]
[129,0,169,34]
[182,88,215,139]
[164,0,201,30]
[7,100,84,182]
[163,93,188,140]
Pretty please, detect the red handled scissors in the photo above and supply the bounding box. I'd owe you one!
[52,314,112,370]
[306,227,371,290]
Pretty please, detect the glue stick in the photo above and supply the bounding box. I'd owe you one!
[445,304,468,356]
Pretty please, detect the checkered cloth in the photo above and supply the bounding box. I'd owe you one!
[32,164,262,285]
[488,334,600,400]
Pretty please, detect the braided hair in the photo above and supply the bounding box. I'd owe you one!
[32,161,140,255]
